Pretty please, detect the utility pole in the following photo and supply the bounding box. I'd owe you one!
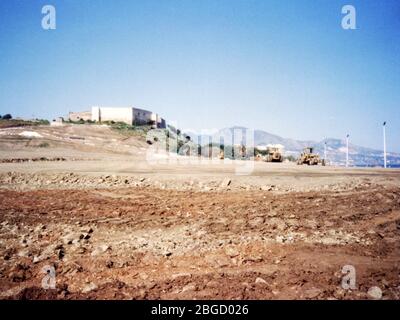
[346,134,349,167]
[324,141,327,163]
[383,121,387,168]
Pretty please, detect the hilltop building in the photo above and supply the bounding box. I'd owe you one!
[68,106,166,128]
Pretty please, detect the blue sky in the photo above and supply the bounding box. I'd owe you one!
[0,0,399,151]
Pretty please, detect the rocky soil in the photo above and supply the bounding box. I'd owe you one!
[0,171,383,193]
[1,184,399,300]
[0,124,399,300]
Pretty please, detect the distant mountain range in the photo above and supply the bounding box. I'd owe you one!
[185,126,400,167]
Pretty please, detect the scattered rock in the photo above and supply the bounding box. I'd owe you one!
[367,286,382,300]
[220,178,231,188]
[255,277,267,285]
[261,185,273,191]
[32,255,44,264]
[269,218,287,231]
[62,233,81,245]
[56,247,65,260]
[268,211,278,217]
[304,287,322,299]
[106,260,114,268]
[181,283,197,293]
[172,272,192,280]
[225,246,240,257]
[76,247,86,254]
[82,282,98,293]
[91,244,110,256]
[243,255,263,263]
[17,249,31,258]
[82,233,91,240]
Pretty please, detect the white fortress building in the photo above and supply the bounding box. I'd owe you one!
[68,106,166,128]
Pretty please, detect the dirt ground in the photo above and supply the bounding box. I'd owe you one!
[0,124,399,300]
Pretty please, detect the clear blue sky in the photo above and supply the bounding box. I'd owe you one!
[1,0,399,151]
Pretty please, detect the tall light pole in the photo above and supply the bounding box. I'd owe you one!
[346,134,349,167]
[383,121,387,168]
[324,141,327,163]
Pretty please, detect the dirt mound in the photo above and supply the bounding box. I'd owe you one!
[0,124,149,157]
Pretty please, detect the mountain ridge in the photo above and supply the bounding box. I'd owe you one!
[185,126,400,167]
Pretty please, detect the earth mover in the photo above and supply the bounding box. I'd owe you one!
[297,147,325,166]
[266,145,283,162]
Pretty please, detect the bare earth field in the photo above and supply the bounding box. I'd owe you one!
[0,124,399,299]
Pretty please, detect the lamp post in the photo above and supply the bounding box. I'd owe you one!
[346,134,349,167]
[383,121,387,168]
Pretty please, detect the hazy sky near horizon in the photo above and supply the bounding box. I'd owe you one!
[1,0,399,151]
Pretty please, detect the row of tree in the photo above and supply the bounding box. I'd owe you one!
[0,114,12,119]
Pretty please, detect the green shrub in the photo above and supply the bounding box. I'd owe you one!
[35,119,50,125]
[37,142,50,148]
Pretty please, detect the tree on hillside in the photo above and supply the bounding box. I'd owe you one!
[2,114,12,119]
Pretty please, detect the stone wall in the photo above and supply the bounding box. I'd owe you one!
[68,111,92,122]
[91,107,133,125]
[133,108,153,126]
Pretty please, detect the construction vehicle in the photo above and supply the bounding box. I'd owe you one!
[297,147,325,166]
[219,149,225,160]
[265,144,283,162]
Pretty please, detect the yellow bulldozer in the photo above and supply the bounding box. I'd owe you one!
[297,147,325,166]
[265,144,283,162]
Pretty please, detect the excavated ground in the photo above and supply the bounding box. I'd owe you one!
[0,124,399,300]
[0,184,399,299]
